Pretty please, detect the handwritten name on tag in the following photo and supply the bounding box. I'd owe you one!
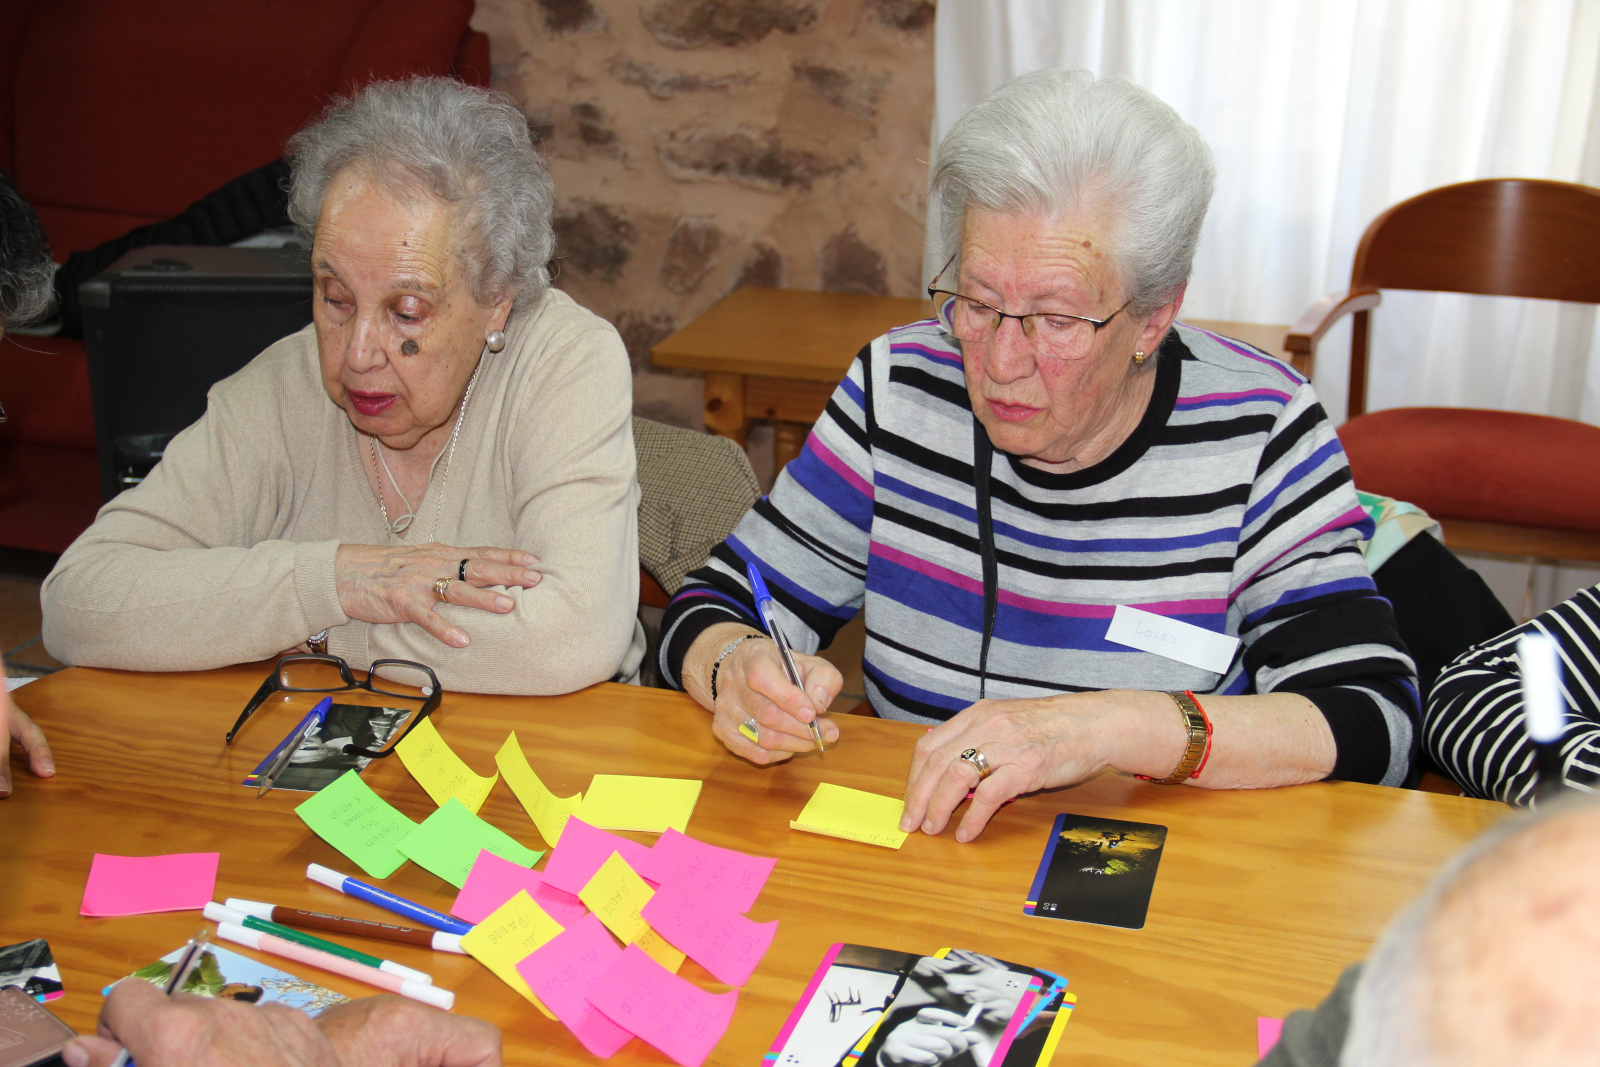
[1104,605,1239,674]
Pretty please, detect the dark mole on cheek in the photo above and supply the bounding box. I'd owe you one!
[400,340,420,356]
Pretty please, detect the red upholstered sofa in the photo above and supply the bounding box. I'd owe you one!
[0,0,488,553]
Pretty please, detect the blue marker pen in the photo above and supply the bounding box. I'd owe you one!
[746,561,826,755]
[306,864,473,935]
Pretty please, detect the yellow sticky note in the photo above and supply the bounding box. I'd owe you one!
[577,853,685,972]
[790,783,910,849]
[495,732,582,846]
[459,889,563,1018]
[575,774,701,834]
[396,718,498,813]
[637,927,685,974]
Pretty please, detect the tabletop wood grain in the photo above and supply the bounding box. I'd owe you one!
[4,665,1505,1066]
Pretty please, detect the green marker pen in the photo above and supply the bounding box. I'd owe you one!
[204,902,432,985]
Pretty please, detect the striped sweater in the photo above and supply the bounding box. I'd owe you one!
[1426,586,1600,804]
[662,320,1418,785]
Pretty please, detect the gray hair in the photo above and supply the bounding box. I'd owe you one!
[930,69,1215,316]
[0,166,53,327]
[1341,795,1600,1067]
[287,78,554,310]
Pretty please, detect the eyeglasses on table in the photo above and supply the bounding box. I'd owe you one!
[224,653,442,758]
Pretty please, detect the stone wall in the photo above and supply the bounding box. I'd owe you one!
[472,0,936,433]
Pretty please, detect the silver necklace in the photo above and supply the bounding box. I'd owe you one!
[370,363,480,544]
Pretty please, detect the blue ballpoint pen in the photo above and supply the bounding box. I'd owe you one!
[746,561,825,756]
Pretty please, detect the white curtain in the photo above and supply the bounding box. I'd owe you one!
[932,0,1600,425]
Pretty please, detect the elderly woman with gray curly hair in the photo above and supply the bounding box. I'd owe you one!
[42,78,642,694]
[661,70,1418,841]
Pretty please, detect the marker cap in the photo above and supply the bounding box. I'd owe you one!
[203,902,247,926]
[216,922,261,950]
[400,979,455,1011]
[379,961,434,985]
[431,932,466,954]
[224,898,276,921]
[306,863,346,891]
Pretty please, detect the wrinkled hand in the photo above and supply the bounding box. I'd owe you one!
[901,694,1134,842]
[701,629,841,765]
[335,543,540,648]
[63,984,501,1067]
[878,1007,981,1067]
[1,675,54,799]
[317,996,500,1067]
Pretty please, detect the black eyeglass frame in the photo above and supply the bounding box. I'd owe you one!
[927,255,1131,345]
[224,653,442,758]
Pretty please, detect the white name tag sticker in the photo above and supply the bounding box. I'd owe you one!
[1104,604,1239,675]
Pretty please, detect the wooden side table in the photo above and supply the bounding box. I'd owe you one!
[652,287,1296,471]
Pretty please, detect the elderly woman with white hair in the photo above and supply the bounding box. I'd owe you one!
[42,79,642,694]
[660,69,1417,840]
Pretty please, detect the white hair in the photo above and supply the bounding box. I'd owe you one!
[929,69,1215,315]
[287,78,554,310]
[1341,796,1598,1066]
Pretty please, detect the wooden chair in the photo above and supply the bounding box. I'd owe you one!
[1286,178,1600,564]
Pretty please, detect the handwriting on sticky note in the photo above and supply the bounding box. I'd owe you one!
[790,783,909,849]
[80,853,220,917]
[576,775,702,834]
[579,852,655,944]
[453,849,586,926]
[495,732,582,845]
[636,928,685,974]
[540,818,656,896]
[640,879,776,986]
[636,829,776,913]
[294,771,416,878]
[395,718,498,813]
[397,797,542,888]
[459,890,563,1018]
[516,913,633,1058]
[1103,604,1239,674]
[586,943,738,1067]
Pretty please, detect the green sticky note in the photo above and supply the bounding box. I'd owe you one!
[295,770,417,878]
[397,797,543,888]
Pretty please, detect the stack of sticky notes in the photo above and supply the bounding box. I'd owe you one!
[790,782,911,849]
[449,821,778,1066]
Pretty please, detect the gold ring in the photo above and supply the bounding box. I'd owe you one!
[958,747,992,780]
[433,576,454,603]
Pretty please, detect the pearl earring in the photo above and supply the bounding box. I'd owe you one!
[1132,349,1148,365]
[486,330,506,353]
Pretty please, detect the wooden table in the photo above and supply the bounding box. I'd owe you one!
[6,665,1502,1066]
[652,287,1296,471]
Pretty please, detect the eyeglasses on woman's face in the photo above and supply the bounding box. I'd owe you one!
[225,653,441,759]
[928,255,1130,361]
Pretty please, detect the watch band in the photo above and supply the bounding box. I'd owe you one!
[708,633,766,703]
[1140,691,1211,784]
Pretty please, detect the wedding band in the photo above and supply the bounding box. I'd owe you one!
[738,718,761,743]
[959,747,992,780]
[458,558,469,582]
[433,576,455,603]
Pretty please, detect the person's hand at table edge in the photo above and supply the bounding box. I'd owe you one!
[683,621,842,764]
[334,543,542,650]
[900,689,1336,842]
[1,662,54,798]
[62,981,501,1067]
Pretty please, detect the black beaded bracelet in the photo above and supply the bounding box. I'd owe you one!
[708,633,766,702]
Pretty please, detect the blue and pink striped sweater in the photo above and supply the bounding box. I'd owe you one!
[662,320,1418,785]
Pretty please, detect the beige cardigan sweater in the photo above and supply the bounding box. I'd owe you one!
[42,289,643,695]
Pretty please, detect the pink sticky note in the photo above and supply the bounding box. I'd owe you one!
[452,850,586,926]
[540,818,656,896]
[587,943,738,1067]
[1258,1017,1284,1058]
[517,913,632,1056]
[80,853,219,917]
[637,829,777,913]
[640,879,777,986]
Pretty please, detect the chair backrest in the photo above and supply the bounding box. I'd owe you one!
[1345,178,1600,416]
[634,417,759,597]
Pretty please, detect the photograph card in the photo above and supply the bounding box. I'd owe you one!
[853,950,1040,1067]
[765,943,921,1067]
[110,943,349,1016]
[242,703,412,792]
[1024,812,1168,930]
[0,940,62,1003]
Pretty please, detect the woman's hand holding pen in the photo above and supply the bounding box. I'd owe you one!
[684,622,842,764]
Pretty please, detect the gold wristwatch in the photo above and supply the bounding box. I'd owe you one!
[1143,691,1210,784]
